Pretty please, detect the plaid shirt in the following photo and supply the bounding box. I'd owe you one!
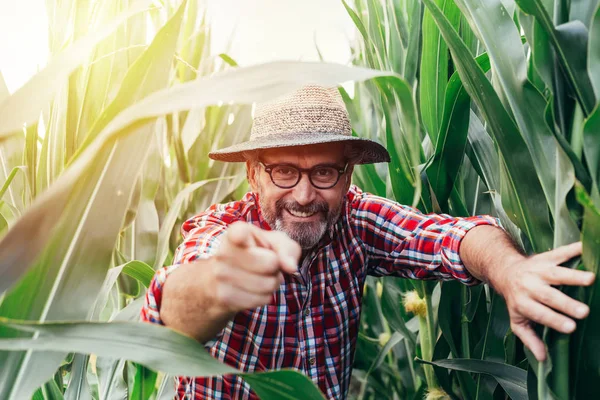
[142,185,499,399]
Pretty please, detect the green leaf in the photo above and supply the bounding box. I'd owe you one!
[64,354,92,400]
[128,362,158,400]
[571,184,600,399]
[420,0,461,143]
[425,62,471,207]
[456,0,569,230]
[418,358,528,400]
[243,371,326,400]
[366,332,405,376]
[590,4,600,101]
[0,167,26,202]
[0,3,188,397]
[514,0,596,115]
[422,0,553,252]
[0,0,154,140]
[373,76,422,207]
[583,104,600,192]
[218,53,238,67]
[0,319,326,399]
[0,62,397,295]
[154,177,229,269]
[121,261,155,289]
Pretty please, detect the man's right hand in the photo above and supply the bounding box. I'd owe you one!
[161,221,301,342]
[207,221,301,313]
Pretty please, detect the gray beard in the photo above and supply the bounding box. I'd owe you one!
[259,196,342,250]
[274,217,329,249]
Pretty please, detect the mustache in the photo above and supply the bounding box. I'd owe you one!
[275,199,329,215]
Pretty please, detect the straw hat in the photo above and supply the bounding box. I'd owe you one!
[208,85,390,164]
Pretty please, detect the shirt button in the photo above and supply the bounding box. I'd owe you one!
[303,309,310,317]
[309,357,316,366]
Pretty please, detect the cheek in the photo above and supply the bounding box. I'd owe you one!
[323,189,345,211]
[258,180,287,206]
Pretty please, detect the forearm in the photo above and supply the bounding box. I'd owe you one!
[459,225,526,293]
[161,261,235,343]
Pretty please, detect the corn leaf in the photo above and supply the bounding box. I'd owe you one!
[591,4,600,101]
[0,2,187,396]
[0,0,153,140]
[515,0,596,115]
[422,0,554,252]
[418,358,527,400]
[420,0,460,143]
[0,319,326,399]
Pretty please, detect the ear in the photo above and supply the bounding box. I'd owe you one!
[247,161,258,192]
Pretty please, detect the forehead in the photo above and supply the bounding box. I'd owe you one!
[260,142,346,165]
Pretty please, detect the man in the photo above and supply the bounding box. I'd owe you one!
[142,86,594,399]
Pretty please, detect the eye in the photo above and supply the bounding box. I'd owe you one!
[274,166,295,176]
[314,167,335,177]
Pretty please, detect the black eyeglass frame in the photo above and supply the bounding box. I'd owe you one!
[258,161,349,190]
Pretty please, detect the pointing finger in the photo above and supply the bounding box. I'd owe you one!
[264,230,301,274]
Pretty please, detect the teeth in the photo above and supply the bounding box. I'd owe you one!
[288,209,316,218]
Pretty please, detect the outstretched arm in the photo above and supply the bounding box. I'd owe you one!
[460,225,595,361]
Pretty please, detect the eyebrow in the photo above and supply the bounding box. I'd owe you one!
[262,161,345,169]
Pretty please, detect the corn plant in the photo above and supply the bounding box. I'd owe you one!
[1,0,599,398]
[0,0,416,399]
[344,0,600,399]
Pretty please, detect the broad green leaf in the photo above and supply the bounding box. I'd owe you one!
[0,3,187,397]
[243,371,326,400]
[91,260,155,322]
[0,0,153,139]
[341,0,382,69]
[121,136,162,267]
[403,0,423,86]
[515,0,596,115]
[366,331,405,376]
[154,177,231,269]
[374,76,422,207]
[420,0,460,143]
[590,4,600,101]
[571,185,600,399]
[426,63,471,207]
[419,358,528,400]
[569,0,600,28]
[128,362,158,400]
[422,0,553,252]
[0,319,326,399]
[0,62,397,295]
[583,105,600,192]
[456,0,566,227]
[64,354,92,400]
[0,167,26,202]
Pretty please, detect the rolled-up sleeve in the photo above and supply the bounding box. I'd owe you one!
[351,191,500,285]
[141,206,240,325]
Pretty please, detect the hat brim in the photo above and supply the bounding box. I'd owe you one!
[208,132,391,164]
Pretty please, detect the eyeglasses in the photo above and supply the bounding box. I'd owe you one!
[259,161,348,189]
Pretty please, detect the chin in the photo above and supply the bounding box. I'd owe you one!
[277,220,326,249]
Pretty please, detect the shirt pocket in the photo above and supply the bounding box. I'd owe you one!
[323,278,361,340]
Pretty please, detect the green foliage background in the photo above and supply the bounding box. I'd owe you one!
[0,0,599,399]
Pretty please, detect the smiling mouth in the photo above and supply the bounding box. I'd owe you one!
[286,209,319,218]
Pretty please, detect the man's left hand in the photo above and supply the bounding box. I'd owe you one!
[492,242,595,361]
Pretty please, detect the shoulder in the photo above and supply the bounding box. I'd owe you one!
[346,185,402,217]
[181,192,259,236]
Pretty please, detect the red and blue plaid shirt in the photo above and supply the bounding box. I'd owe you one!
[142,185,499,399]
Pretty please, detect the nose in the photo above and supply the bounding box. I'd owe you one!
[292,172,317,205]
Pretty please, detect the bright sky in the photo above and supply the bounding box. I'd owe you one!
[0,0,355,94]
